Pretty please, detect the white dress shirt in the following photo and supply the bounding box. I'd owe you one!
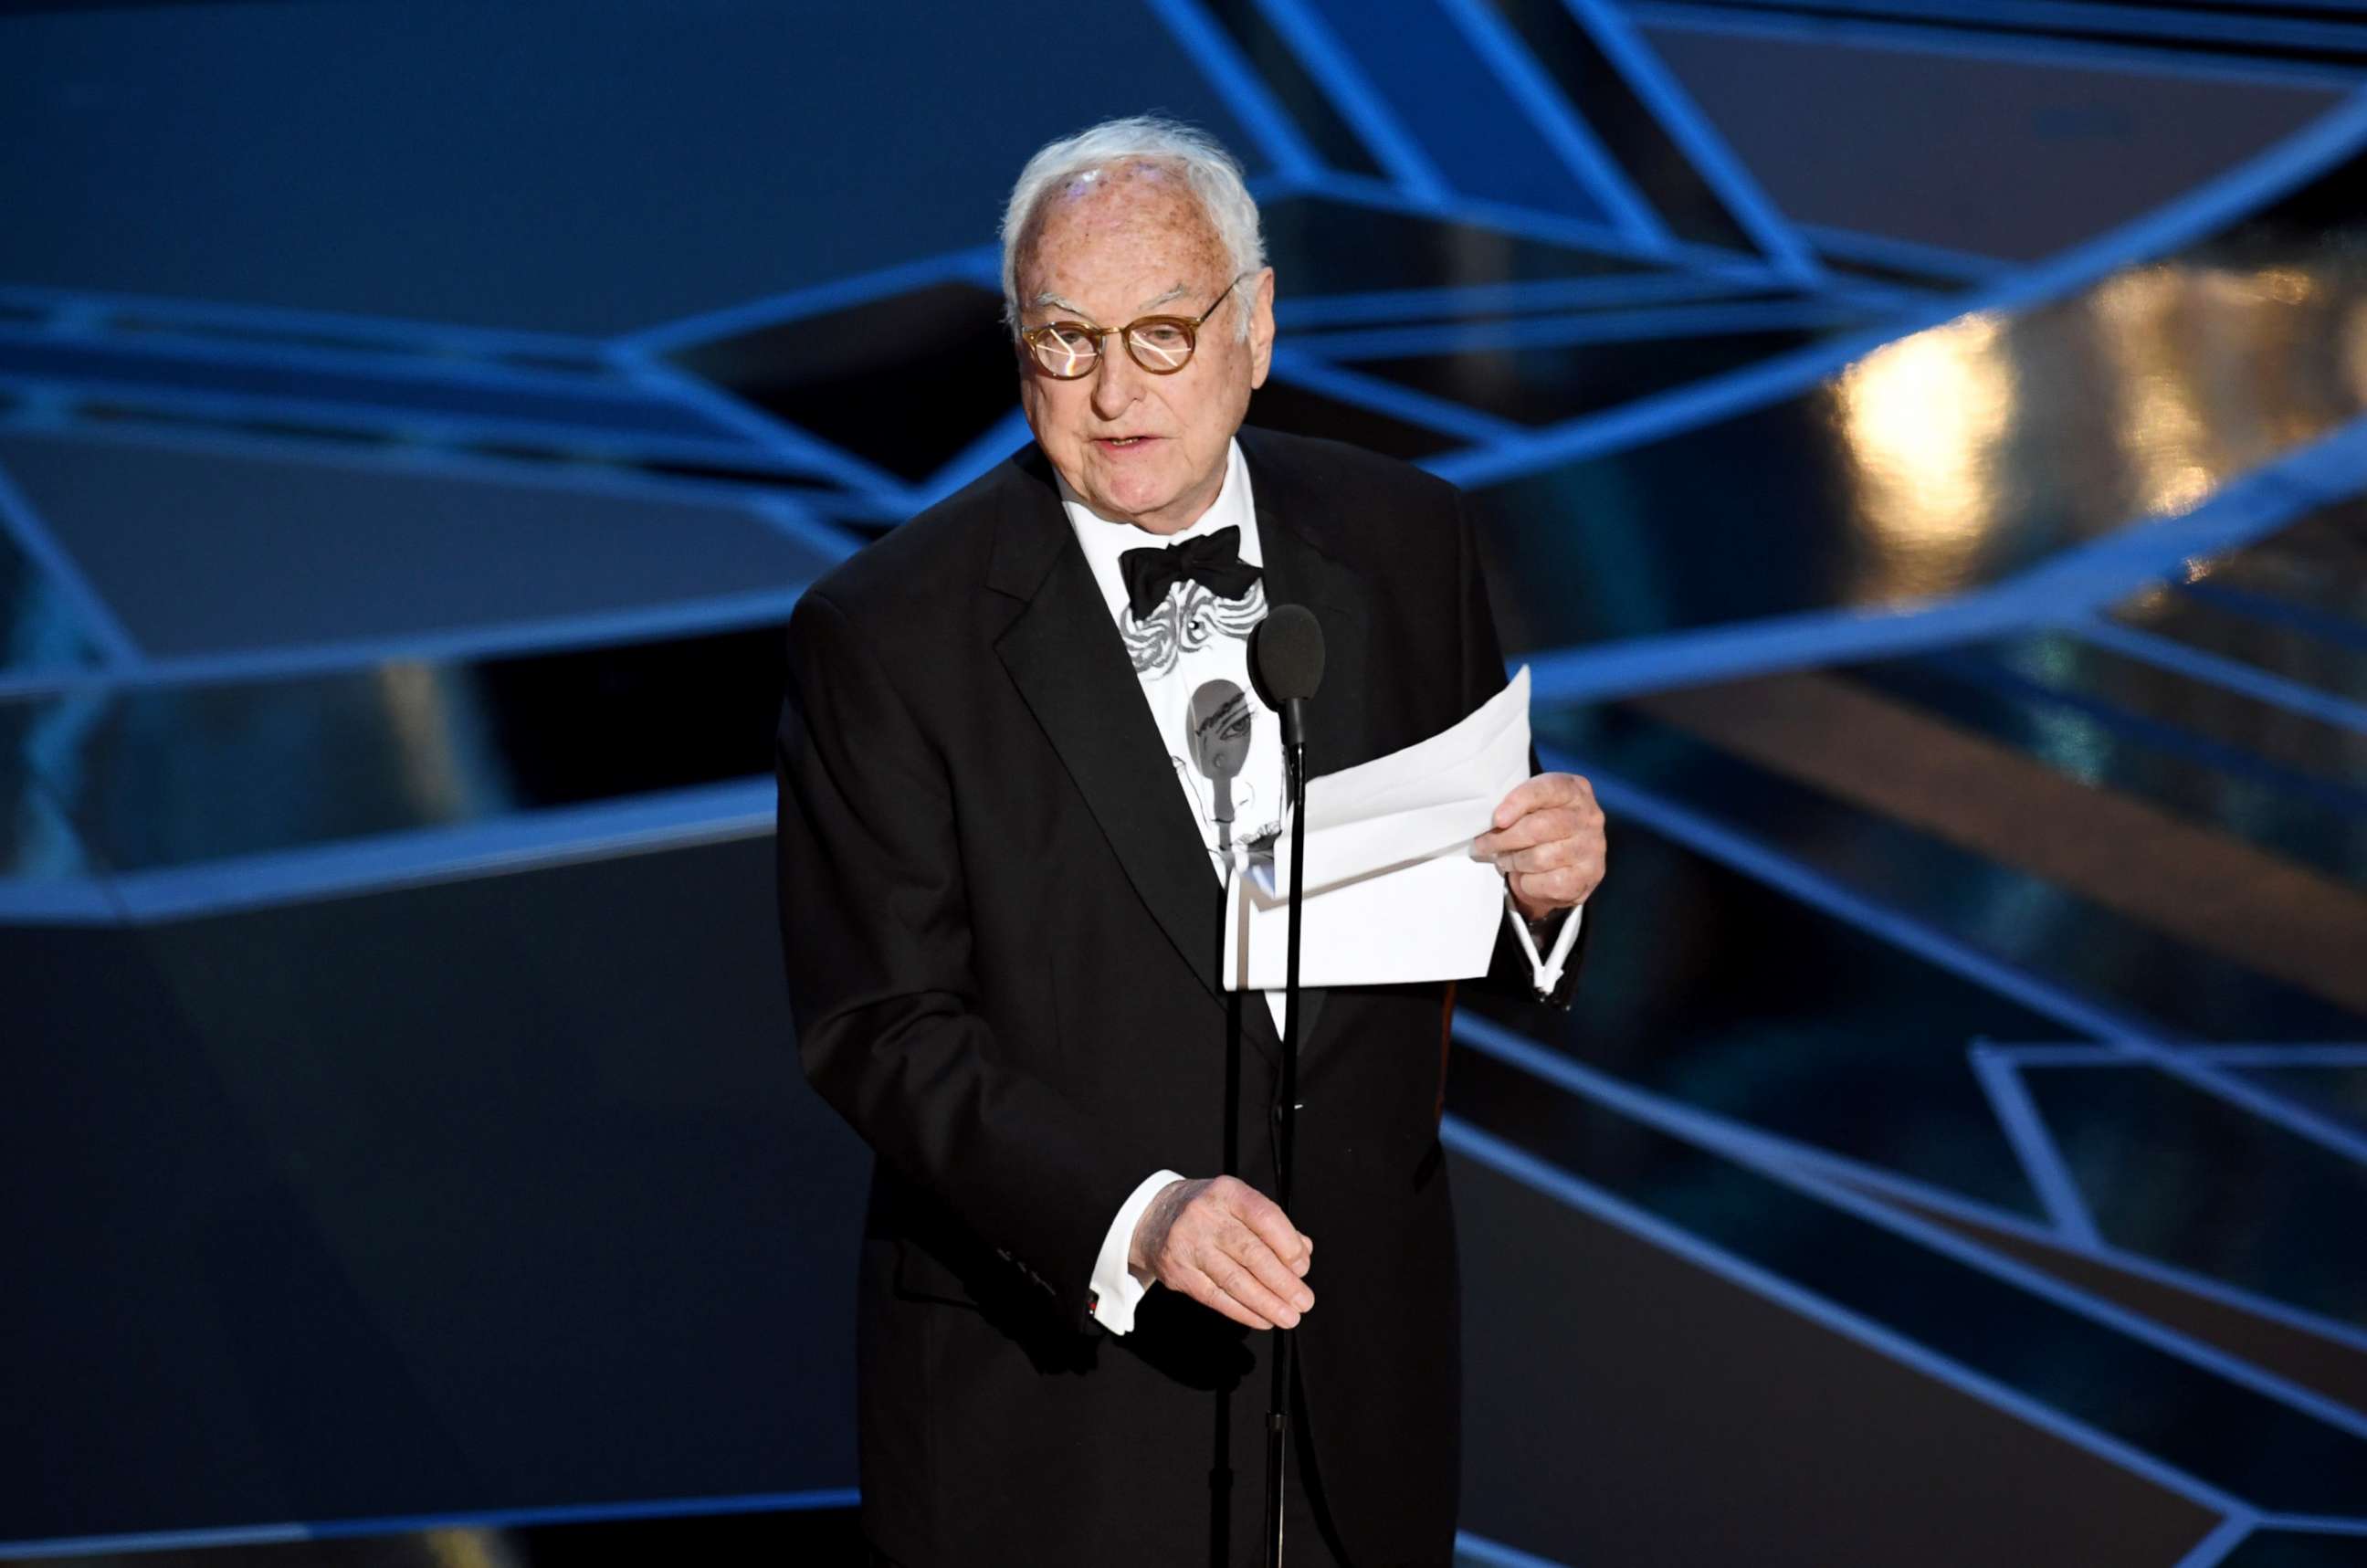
[1059,439,1578,1333]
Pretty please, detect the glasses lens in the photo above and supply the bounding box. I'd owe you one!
[1127,321,1194,373]
[1031,324,1098,378]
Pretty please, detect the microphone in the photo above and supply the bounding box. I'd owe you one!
[1250,605,1324,780]
[1249,605,1323,1568]
[1187,679,1253,848]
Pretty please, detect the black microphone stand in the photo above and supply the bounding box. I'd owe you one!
[1265,691,1308,1568]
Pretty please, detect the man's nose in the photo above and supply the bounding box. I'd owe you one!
[1088,337,1145,421]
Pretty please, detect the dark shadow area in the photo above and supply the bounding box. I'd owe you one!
[0,837,868,1540]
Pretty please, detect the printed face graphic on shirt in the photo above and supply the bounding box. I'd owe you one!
[1179,675,1278,847]
[1188,679,1253,785]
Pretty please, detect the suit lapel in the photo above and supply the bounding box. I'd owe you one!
[1240,429,1374,791]
[991,452,1237,1015]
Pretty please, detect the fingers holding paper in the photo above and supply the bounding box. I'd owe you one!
[1472,771,1606,921]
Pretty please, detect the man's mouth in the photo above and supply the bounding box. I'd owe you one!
[1096,436,1159,448]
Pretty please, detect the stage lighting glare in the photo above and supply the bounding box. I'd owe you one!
[1833,310,2016,601]
[2092,267,2223,521]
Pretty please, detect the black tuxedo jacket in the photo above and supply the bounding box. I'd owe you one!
[776,426,1573,1567]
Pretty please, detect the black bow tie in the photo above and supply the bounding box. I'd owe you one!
[1119,525,1263,622]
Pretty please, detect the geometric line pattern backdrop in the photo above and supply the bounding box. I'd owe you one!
[4,2,2365,1563]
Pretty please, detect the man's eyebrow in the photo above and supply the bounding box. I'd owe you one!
[1026,284,1195,320]
[1030,291,1096,321]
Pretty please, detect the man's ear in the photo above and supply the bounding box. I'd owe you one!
[1247,268,1278,389]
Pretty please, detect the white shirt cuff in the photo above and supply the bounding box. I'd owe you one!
[1089,1170,1184,1336]
[1504,894,1584,998]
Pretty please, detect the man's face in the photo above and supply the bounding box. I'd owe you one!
[1015,165,1275,536]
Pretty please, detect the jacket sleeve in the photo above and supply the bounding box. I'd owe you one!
[1452,490,1590,1011]
[775,587,1142,1336]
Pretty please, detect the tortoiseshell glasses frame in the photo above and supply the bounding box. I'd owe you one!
[1018,271,1256,379]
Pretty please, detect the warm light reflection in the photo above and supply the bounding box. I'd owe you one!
[2094,266,2220,518]
[1834,310,2016,600]
[2251,266,2317,305]
[2117,581,2175,621]
[2345,304,2367,405]
[2088,258,2364,520]
[378,661,500,820]
[424,1531,519,1568]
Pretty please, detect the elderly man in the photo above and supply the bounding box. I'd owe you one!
[776,117,1604,1567]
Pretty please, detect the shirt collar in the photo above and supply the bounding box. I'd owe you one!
[1058,438,1259,626]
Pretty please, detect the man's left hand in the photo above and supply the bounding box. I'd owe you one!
[1472,772,1605,924]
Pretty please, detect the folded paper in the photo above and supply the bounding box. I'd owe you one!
[1224,666,1536,991]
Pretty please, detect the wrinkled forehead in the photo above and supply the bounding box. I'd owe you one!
[1017,162,1226,288]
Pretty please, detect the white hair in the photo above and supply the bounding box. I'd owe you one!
[999,115,1267,341]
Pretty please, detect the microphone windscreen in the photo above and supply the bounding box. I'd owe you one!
[1252,605,1325,703]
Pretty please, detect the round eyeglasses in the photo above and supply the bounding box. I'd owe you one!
[1019,271,1255,380]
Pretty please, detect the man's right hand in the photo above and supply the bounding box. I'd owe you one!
[1128,1175,1314,1331]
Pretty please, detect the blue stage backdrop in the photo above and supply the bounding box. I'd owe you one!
[4,3,2365,1564]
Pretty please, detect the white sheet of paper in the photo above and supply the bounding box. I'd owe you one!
[1224,667,1531,991]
